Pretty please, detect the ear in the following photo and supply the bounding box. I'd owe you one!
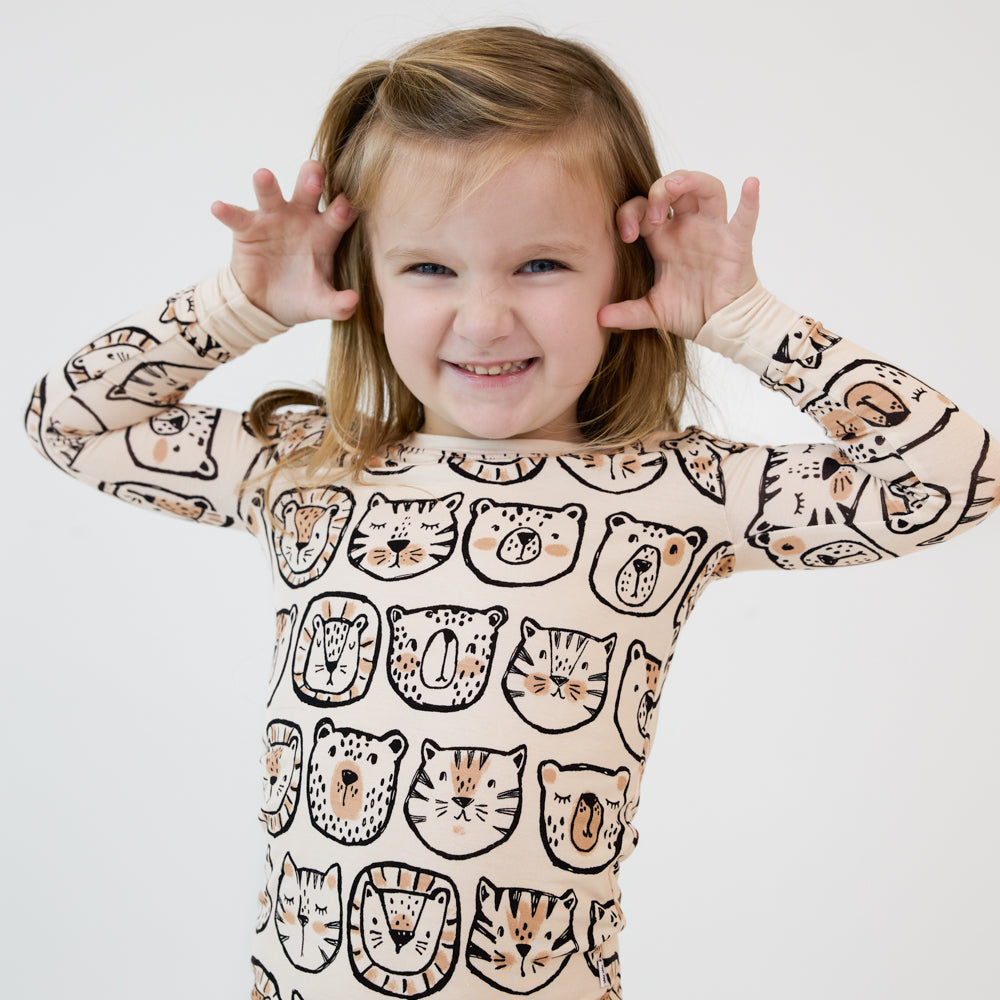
[521,617,539,640]
[421,738,440,763]
[472,498,494,516]
[384,731,408,761]
[388,606,402,624]
[314,718,334,742]
[281,852,296,877]
[510,745,528,775]
[608,512,635,529]
[368,492,388,509]
[601,634,617,659]
[478,877,496,904]
[442,492,464,512]
[324,863,340,889]
[353,614,368,633]
[487,607,508,629]
[562,504,584,521]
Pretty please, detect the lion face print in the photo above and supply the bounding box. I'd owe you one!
[272,486,354,587]
[306,721,407,845]
[503,618,615,733]
[387,604,507,711]
[260,720,303,836]
[349,863,460,997]
[348,492,463,580]
[538,761,630,873]
[463,499,585,585]
[404,740,527,859]
[64,326,157,388]
[274,853,342,972]
[466,877,578,993]
[590,513,706,615]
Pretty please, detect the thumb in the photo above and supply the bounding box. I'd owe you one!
[598,296,658,332]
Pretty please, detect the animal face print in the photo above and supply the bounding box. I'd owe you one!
[274,853,342,972]
[590,513,706,615]
[250,958,280,1000]
[447,452,546,484]
[466,877,578,994]
[125,405,220,479]
[614,640,666,762]
[292,593,380,706]
[259,720,302,836]
[538,761,630,873]
[98,480,233,526]
[349,863,460,997]
[662,429,749,503]
[387,604,507,711]
[464,499,585,585]
[879,473,949,534]
[307,721,407,845]
[348,492,463,580]
[673,542,735,629]
[503,619,615,733]
[64,327,158,388]
[404,740,527,859]
[268,606,298,707]
[557,442,667,493]
[256,845,274,934]
[271,486,354,587]
[159,286,196,327]
[761,316,841,400]
[107,361,208,407]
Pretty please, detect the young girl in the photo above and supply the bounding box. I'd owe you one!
[25,24,997,1000]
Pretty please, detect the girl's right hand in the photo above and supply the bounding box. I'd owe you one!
[210,160,359,327]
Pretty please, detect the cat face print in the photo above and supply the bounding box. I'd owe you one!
[259,720,302,836]
[556,442,667,493]
[503,618,615,733]
[125,405,220,479]
[271,486,354,587]
[538,760,630,873]
[274,853,342,972]
[348,492,463,580]
[387,604,507,711]
[292,593,380,707]
[404,740,527,859]
[65,327,157,388]
[589,513,706,615]
[463,499,585,586]
[614,641,665,762]
[466,877,578,994]
[662,429,749,504]
[349,863,460,997]
[307,721,407,845]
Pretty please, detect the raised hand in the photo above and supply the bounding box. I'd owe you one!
[598,171,760,340]
[210,160,359,327]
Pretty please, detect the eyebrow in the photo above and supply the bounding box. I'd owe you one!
[382,241,592,263]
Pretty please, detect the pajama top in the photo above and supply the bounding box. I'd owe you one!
[26,268,999,1000]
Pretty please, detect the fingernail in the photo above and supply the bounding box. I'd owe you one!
[648,208,663,225]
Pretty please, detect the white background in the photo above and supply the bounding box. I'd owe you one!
[4,0,999,997]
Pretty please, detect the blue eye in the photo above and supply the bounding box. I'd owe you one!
[520,259,562,274]
[410,263,453,276]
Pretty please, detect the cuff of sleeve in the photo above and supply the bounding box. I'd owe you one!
[694,282,801,376]
[193,266,291,353]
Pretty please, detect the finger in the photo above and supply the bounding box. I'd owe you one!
[319,192,359,237]
[210,200,253,233]
[251,168,286,212]
[290,160,325,210]
[615,195,648,243]
[318,287,360,322]
[651,171,728,223]
[728,176,760,245]
[597,296,658,332]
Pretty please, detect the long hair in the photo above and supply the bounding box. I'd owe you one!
[247,25,690,482]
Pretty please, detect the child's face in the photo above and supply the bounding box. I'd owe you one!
[368,146,618,442]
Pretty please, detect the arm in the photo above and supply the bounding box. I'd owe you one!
[601,171,999,570]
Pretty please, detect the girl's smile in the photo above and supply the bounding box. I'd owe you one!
[368,147,619,442]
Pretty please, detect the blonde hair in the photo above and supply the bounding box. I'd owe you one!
[248,24,690,482]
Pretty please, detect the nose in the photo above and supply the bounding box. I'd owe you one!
[452,285,515,346]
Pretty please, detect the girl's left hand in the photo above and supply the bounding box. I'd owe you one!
[597,171,760,340]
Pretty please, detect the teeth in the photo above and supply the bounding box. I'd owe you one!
[457,360,530,375]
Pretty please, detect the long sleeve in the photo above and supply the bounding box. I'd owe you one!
[696,283,999,572]
[25,268,290,530]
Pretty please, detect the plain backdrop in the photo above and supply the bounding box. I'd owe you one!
[4,1,999,997]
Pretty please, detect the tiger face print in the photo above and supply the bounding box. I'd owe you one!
[272,486,354,587]
[259,720,302,836]
[348,492,463,579]
[503,618,615,733]
[107,361,207,407]
[404,740,527,859]
[538,760,630,873]
[274,853,342,972]
[466,877,578,993]
[349,863,460,996]
[387,604,507,710]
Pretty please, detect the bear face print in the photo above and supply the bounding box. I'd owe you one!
[404,740,527,859]
[589,513,706,616]
[125,405,220,479]
[348,492,463,580]
[292,593,380,707]
[259,720,303,836]
[387,604,507,711]
[614,640,666,763]
[349,863,460,997]
[503,618,615,733]
[538,761,631,874]
[466,877,578,993]
[271,485,354,588]
[463,499,585,586]
[306,721,407,846]
[556,442,667,493]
